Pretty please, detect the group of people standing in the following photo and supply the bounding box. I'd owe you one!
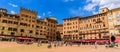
[37,40,112,49]
[47,41,80,48]
[47,41,64,48]
[37,40,42,47]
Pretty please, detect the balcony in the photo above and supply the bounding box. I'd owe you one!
[103,36,109,39]
[115,25,120,27]
[79,33,85,35]
[116,34,120,36]
[95,20,102,23]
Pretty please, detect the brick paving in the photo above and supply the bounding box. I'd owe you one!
[0,42,120,52]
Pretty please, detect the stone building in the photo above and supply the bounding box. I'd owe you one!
[63,7,120,41]
[0,8,58,41]
[57,24,63,39]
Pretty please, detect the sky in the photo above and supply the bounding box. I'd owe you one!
[0,0,120,24]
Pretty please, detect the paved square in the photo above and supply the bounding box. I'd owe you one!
[0,42,120,52]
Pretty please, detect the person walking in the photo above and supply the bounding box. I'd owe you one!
[94,42,97,49]
[105,42,108,48]
[78,43,80,47]
[40,41,42,46]
[37,40,40,47]
[65,42,68,46]
[47,41,52,48]
[54,41,57,47]
[70,42,72,46]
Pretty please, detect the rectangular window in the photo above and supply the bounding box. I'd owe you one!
[8,21,13,24]
[93,19,96,22]
[36,26,39,28]
[36,32,39,35]
[44,27,46,29]
[110,30,114,35]
[8,27,12,31]
[0,15,1,18]
[108,16,112,20]
[103,24,105,27]
[2,20,7,23]
[32,20,35,22]
[2,27,5,30]
[20,23,23,25]
[13,28,17,31]
[32,25,34,27]
[14,22,18,25]
[0,10,2,12]
[40,30,42,32]
[29,30,33,33]
[116,14,120,18]
[117,20,120,25]
[41,26,43,28]
[40,33,42,35]
[118,29,120,34]
[20,29,24,32]
[104,29,106,35]
[11,32,15,36]
[109,22,113,26]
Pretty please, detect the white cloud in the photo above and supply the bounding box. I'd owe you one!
[11,10,15,14]
[38,15,41,18]
[9,3,18,7]
[84,0,120,14]
[93,11,98,14]
[69,7,84,16]
[85,0,120,10]
[63,0,74,2]
[84,3,98,11]
[99,0,120,9]
[48,11,52,17]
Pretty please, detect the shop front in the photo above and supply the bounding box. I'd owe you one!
[114,35,120,48]
[16,37,34,44]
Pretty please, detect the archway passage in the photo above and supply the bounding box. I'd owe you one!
[111,36,116,42]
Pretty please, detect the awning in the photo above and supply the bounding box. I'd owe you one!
[115,38,120,42]
[66,40,82,42]
[85,39,109,42]
[73,40,82,42]
[85,40,96,42]
[17,37,34,40]
[96,40,109,42]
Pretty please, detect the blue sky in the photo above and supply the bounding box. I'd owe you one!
[0,0,120,24]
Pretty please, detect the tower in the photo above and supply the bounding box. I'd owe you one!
[0,8,7,13]
[100,7,109,13]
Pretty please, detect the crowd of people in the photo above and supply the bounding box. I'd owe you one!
[36,41,111,49]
